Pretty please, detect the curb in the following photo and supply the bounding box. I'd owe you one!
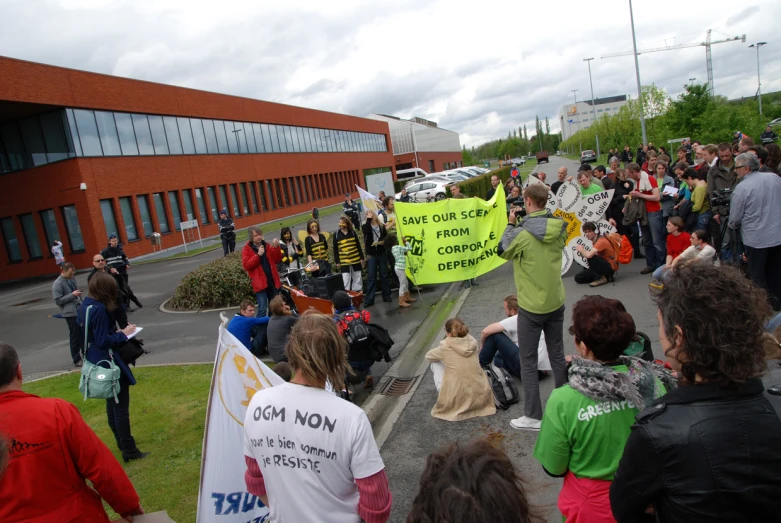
[159,297,240,315]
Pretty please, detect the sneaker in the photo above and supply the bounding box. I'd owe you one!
[589,276,609,287]
[640,267,654,275]
[509,416,541,431]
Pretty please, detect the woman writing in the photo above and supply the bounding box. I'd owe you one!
[425,319,495,421]
[243,313,392,523]
[77,272,148,463]
[304,219,330,277]
[333,215,365,292]
[534,295,673,522]
[362,210,391,306]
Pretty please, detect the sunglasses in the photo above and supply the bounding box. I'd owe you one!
[94,259,105,262]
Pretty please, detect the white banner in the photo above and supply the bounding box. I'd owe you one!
[196,326,284,523]
[356,184,382,214]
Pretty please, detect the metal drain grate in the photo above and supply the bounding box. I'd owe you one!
[379,376,419,396]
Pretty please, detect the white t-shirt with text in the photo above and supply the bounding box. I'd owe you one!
[243,383,385,523]
[499,314,552,371]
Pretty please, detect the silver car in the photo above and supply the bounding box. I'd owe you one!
[396,180,451,202]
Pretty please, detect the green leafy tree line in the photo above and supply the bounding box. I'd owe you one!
[462,115,560,165]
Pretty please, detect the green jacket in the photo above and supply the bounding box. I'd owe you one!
[500,210,568,314]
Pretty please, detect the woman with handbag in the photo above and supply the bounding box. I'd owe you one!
[77,272,148,463]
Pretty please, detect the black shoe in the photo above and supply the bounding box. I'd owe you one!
[123,451,149,463]
[364,301,374,307]
[74,360,83,368]
[382,297,392,303]
[470,279,479,286]
[640,267,654,275]
[133,301,143,309]
[635,253,646,260]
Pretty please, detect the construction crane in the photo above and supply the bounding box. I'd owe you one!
[601,29,746,97]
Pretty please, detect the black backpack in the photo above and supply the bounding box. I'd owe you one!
[338,311,371,347]
[484,364,519,410]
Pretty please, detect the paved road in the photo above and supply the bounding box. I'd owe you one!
[2,209,450,382]
[379,155,667,522]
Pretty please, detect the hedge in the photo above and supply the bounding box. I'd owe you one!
[445,166,520,198]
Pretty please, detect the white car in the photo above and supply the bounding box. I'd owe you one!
[444,173,469,182]
[510,157,526,166]
[448,169,479,178]
[396,179,451,202]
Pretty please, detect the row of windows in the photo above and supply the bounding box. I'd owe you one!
[98,171,362,243]
[1,206,85,263]
[0,108,389,173]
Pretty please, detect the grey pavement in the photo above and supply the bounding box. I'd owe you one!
[381,155,666,522]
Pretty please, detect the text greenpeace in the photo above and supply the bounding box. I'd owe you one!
[577,399,637,422]
[395,184,508,284]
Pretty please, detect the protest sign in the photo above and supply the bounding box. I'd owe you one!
[395,185,507,284]
[196,326,283,523]
[356,185,382,214]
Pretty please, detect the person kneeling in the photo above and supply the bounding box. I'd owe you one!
[332,291,375,390]
[478,295,551,378]
[227,300,270,356]
[425,319,496,421]
[575,221,618,287]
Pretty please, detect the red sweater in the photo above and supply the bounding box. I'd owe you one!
[0,390,141,522]
[666,232,691,260]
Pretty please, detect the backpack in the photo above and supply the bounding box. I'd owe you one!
[337,310,371,348]
[618,234,633,264]
[604,233,622,270]
[484,363,519,410]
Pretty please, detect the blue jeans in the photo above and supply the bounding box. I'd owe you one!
[255,286,278,318]
[641,211,666,269]
[695,210,712,231]
[348,359,373,380]
[479,333,521,377]
[366,253,391,304]
[652,265,672,281]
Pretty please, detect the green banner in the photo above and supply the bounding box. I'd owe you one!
[396,185,507,284]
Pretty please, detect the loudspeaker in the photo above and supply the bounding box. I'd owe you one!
[316,274,345,300]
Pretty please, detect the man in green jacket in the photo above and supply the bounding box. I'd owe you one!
[500,184,569,430]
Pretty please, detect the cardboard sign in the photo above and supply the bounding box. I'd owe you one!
[556,180,582,213]
[574,189,614,224]
[567,236,594,269]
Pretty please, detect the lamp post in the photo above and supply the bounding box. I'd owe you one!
[689,77,696,84]
[749,42,767,115]
[584,58,601,160]
[628,0,648,145]
[571,90,582,154]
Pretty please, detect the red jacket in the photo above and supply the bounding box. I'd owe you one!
[0,390,141,522]
[242,241,283,293]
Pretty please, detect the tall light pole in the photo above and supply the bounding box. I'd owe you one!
[571,89,582,153]
[689,77,696,83]
[749,42,767,115]
[584,58,601,160]
[628,0,648,145]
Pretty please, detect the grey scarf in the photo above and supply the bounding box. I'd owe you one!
[568,356,676,410]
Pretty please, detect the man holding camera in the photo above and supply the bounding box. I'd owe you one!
[729,153,781,310]
[707,142,737,260]
[500,184,569,431]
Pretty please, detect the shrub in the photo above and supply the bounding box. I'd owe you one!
[168,252,255,310]
[447,167,516,198]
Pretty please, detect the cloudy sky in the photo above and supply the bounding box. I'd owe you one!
[2,0,779,147]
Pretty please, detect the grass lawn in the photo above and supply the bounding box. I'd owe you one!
[23,364,213,523]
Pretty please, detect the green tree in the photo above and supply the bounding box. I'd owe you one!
[462,145,475,166]
[523,124,528,141]
[545,116,551,136]
[641,84,671,142]
[666,83,711,140]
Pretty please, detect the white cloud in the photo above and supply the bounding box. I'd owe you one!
[1,0,778,147]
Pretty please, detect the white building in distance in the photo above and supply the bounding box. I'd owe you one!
[367,114,462,173]
[559,95,628,141]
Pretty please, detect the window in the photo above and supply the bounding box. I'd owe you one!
[290,126,301,152]
[225,121,239,153]
[114,113,139,155]
[261,124,275,152]
[19,117,48,166]
[274,179,284,207]
[39,209,60,249]
[100,199,120,240]
[244,123,257,153]
[214,120,229,153]
[195,188,210,224]
[147,115,169,155]
[190,118,207,154]
[94,111,121,156]
[168,191,183,230]
[264,180,275,210]
[252,123,266,153]
[137,195,153,237]
[61,205,85,252]
[429,159,435,172]
[182,189,195,221]
[119,197,138,241]
[153,193,170,233]
[301,128,312,152]
[219,186,230,216]
[65,109,83,157]
[132,114,155,155]
[295,178,303,203]
[234,121,249,152]
[39,112,70,163]
[282,179,292,206]
[249,182,260,212]
[1,218,21,262]
[207,187,219,221]
[73,109,103,156]
[163,117,183,154]
[307,176,315,200]
[178,117,196,154]
[239,183,250,215]
[19,214,42,259]
[202,119,219,154]
[229,184,241,216]
[274,126,287,153]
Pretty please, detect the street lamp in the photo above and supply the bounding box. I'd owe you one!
[584,58,601,160]
[689,77,696,83]
[749,42,767,115]
[628,0,648,145]
[571,89,582,154]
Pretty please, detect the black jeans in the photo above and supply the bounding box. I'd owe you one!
[222,237,236,256]
[745,244,781,310]
[65,316,82,364]
[366,253,391,304]
[106,373,140,457]
[574,255,615,284]
[120,272,142,308]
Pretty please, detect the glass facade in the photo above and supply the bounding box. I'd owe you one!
[40,209,59,248]
[229,184,241,217]
[19,214,42,259]
[195,188,209,224]
[1,218,21,262]
[119,197,138,241]
[168,191,183,230]
[137,195,153,237]
[206,187,219,222]
[182,189,195,221]
[218,186,229,216]
[153,193,170,233]
[61,205,85,252]
[100,199,119,240]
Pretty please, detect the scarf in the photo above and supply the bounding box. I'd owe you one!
[568,356,676,411]
[638,169,653,192]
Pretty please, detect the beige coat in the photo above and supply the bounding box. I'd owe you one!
[425,334,496,421]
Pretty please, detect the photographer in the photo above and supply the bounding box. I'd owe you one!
[707,143,737,259]
[729,153,781,310]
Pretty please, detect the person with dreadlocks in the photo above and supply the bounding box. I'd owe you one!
[533,295,674,522]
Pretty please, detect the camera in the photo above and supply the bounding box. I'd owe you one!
[710,188,732,215]
[512,198,526,219]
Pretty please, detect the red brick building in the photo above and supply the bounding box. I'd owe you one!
[0,56,395,282]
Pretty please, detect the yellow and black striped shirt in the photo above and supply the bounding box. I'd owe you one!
[334,230,363,267]
[305,234,328,261]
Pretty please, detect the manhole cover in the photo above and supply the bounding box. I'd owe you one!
[12,298,43,307]
[379,376,418,396]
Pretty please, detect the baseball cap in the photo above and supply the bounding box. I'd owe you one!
[345,193,351,197]
[219,209,227,215]
[108,233,117,239]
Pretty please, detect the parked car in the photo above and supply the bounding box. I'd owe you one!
[396,167,429,181]
[404,174,449,188]
[444,173,469,182]
[510,157,526,166]
[580,150,597,163]
[769,118,781,128]
[396,180,451,202]
[536,150,549,163]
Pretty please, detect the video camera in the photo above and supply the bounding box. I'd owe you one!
[709,188,733,215]
[511,198,526,219]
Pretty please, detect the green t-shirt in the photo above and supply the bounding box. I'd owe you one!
[580,183,602,195]
[533,365,640,481]
[691,184,710,213]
